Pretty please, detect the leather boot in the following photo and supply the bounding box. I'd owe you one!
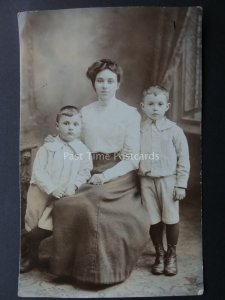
[152,244,165,275]
[20,231,39,273]
[20,257,37,273]
[21,230,30,260]
[20,228,52,273]
[20,241,39,273]
[164,244,177,276]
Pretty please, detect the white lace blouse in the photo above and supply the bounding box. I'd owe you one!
[80,98,140,181]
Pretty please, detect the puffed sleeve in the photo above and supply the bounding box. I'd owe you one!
[173,127,190,188]
[31,146,57,194]
[102,108,141,182]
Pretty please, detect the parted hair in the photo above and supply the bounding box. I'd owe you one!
[56,105,79,123]
[143,85,169,102]
[86,58,123,87]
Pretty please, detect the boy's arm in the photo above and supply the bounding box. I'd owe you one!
[173,128,190,189]
[73,149,93,189]
[31,146,58,195]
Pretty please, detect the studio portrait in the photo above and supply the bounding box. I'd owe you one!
[18,6,202,297]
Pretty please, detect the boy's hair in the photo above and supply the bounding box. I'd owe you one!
[56,105,79,123]
[86,58,123,88]
[143,85,169,102]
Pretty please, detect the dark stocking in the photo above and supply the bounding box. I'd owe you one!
[150,222,164,246]
[27,228,52,263]
[166,223,179,246]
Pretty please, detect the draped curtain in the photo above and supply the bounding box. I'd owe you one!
[19,7,201,148]
[161,7,202,131]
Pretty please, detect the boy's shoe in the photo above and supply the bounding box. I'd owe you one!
[164,244,177,276]
[152,244,165,275]
[20,240,39,273]
[20,257,36,273]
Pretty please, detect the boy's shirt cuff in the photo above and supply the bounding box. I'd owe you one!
[73,180,84,189]
[175,179,188,189]
[42,183,57,195]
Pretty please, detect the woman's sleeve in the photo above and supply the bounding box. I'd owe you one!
[80,108,86,143]
[73,146,93,188]
[102,109,141,182]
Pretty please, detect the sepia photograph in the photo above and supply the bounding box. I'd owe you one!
[18,6,202,297]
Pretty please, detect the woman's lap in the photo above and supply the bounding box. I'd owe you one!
[50,171,150,284]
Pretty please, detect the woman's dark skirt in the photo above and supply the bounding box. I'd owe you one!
[50,154,150,284]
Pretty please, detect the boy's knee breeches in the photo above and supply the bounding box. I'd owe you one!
[25,184,53,232]
[140,175,179,225]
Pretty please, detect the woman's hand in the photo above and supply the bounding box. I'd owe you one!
[88,174,106,185]
[44,134,55,143]
[173,187,186,201]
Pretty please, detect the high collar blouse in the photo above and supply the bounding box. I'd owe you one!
[80,98,141,181]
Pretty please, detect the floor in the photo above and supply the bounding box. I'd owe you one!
[18,194,203,298]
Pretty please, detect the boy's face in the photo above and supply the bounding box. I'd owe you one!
[141,93,170,121]
[56,114,81,142]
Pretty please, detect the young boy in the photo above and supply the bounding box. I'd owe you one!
[20,105,93,273]
[139,86,190,276]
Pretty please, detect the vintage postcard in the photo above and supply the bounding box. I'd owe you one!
[18,6,203,297]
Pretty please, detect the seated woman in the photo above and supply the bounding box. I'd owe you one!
[50,59,150,285]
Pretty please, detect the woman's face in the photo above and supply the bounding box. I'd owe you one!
[94,69,120,103]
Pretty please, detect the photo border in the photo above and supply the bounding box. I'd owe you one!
[0,0,225,299]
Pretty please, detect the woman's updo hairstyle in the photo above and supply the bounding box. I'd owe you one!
[86,59,123,87]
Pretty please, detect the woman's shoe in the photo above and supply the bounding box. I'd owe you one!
[51,276,74,284]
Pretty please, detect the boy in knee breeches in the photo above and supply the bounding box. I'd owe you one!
[20,106,93,273]
[139,86,190,276]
